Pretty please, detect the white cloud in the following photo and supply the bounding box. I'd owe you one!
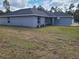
[0,0,79,11]
[10,0,26,7]
[41,0,79,11]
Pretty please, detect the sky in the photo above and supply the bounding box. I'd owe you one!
[0,0,79,11]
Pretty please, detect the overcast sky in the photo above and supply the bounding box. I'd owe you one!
[0,0,79,11]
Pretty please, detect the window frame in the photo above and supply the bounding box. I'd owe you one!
[7,17,10,23]
[37,16,40,24]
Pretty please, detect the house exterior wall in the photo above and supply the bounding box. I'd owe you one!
[0,18,8,25]
[40,17,45,26]
[54,17,74,26]
[0,16,38,27]
[0,16,74,27]
[10,16,38,27]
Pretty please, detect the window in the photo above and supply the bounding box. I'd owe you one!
[38,17,40,24]
[7,17,10,23]
[8,20,10,23]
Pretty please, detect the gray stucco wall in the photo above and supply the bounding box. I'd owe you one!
[0,16,38,27]
[0,16,74,27]
[0,18,8,25]
[10,16,38,27]
[54,17,74,26]
[0,16,46,27]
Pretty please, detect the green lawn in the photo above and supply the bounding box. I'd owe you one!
[0,26,79,59]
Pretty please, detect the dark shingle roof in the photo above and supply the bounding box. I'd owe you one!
[0,8,72,17]
[9,8,48,17]
[11,8,33,15]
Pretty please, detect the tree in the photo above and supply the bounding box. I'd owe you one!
[74,9,79,22]
[0,10,3,14]
[33,5,36,8]
[69,3,74,10]
[50,6,63,12]
[38,5,45,11]
[3,0,10,13]
[57,8,63,12]
[66,3,75,15]
[50,6,58,12]
[74,4,79,22]
[50,6,55,12]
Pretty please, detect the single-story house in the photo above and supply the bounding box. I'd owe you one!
[0,7,74,27]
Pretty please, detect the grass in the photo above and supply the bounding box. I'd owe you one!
[0,26,79,59]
